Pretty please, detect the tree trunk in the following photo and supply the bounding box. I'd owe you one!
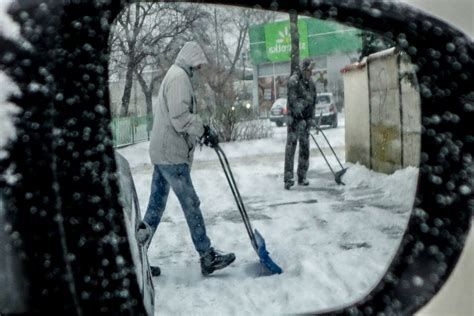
[135,71,153,116]
[289,11,300,75]
[144,92,152,116]
[120,59,135,117]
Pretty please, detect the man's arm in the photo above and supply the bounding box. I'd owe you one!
[310,81,317,119]
[166,75,204,138]
[287,75,304,119]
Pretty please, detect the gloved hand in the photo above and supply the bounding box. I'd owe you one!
[202,125,219,148]
[307,118,317,129]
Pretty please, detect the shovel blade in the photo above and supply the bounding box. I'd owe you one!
[254,229,283,274]
[335,168,348,185]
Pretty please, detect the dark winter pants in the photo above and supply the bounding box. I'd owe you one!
[284,119,310,182]
[143,164,211,257]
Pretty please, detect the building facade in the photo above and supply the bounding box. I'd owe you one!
[249,18,362,114]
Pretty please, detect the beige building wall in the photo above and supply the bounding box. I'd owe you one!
[343,48,421,174]
[368,48,403,174]
[343,61,370,167]
[400,58,421,168]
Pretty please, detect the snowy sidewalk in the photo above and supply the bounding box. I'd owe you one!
[118,123,418,315]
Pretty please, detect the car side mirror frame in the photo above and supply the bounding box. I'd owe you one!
[0,0,471,314]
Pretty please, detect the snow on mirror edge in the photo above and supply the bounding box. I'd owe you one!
[0,1,22,183]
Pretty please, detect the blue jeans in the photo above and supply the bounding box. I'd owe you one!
[143,164,211,257]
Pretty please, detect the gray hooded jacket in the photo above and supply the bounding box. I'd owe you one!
[149,42,208,165]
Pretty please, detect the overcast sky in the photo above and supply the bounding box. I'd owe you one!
[400,0,473,37]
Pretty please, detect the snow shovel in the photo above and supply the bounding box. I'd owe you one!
[310,114,347,185]
[214,145,283,275]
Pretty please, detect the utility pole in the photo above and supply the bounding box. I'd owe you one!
[289,10,299,76]
[241,50,246,100]
[242,51,246,80]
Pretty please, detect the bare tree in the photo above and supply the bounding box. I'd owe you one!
[358,31,394,62]
[110,4,282,140]
[198,8,246,108]
[109,3,203,117]
[192,7,277,141]
[109,2,146,117]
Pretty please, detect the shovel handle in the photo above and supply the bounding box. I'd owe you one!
[214,146,258,251]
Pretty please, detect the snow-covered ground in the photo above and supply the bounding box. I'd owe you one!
[118,115,419,315]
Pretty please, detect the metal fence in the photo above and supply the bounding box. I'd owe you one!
[111,115,153,148]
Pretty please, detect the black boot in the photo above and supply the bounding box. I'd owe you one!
[200,248,236,276]
[298,178,309,186]
[150,265,161,277]
[284,179,295,190]
[136,221,152,247]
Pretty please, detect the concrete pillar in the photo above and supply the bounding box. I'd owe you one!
[342,60,370,168]
[342,47,421,174]
[368,48,402,174]
[400,56,421,168]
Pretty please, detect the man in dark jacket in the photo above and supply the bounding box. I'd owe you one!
[284,58,317,190]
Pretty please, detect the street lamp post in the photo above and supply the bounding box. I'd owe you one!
[241,51,246,80]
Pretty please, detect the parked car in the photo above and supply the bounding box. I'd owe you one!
[115,152,155,315]
[314,92,338,128]
[270,93,338,128]
[269,98,288,127]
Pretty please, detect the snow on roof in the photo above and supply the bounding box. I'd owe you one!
[367,47,397,61]
[340,58,367,74]
[340,47,398,74]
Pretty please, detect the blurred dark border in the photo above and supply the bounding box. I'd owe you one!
[0,0,471,315]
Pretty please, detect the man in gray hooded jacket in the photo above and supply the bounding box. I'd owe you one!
[136,41,235,276]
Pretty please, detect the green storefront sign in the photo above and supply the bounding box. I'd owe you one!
[264,21,308,61]
[250,18,362,65]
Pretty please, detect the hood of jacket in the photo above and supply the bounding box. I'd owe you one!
[174,41,208,76]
